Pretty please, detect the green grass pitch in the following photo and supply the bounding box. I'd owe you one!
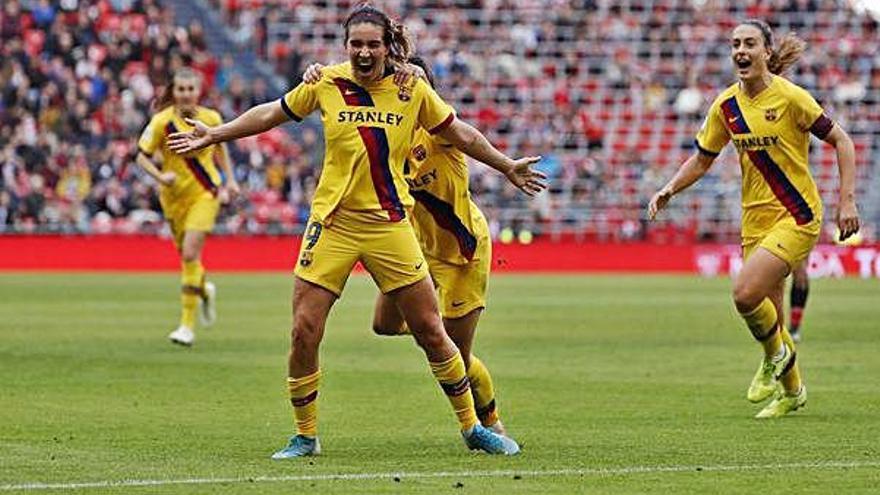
[1,273,879,493]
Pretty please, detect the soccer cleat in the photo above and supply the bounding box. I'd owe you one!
[199,281,217,327]
[168,325,195,347]
[486,419,507,437]
[271,435,321,459]
[755,385,807,419]
[463,424,520,455]
[790,328,802,343]
[747,343,793,403]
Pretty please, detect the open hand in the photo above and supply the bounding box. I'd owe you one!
[167,118,213,154]
[505,156,547,196]
[302,63,324,84]
[647,187,674,220]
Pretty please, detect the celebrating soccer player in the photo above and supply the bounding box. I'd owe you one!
[167,4,545,457]
[135,68,240,347]
[302,56,510,435]
[648,20,860,418]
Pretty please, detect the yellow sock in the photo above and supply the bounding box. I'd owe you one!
[288,370,321,437]
[180,260,204,329]
[430,352,478,432]
[467,355,499,427]
[740,298,783,359]
[779,326,803,394]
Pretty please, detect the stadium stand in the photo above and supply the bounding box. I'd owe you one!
[1,0,878,243]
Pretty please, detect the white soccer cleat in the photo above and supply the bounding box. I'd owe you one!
[199,281,217,327]
[169,325,195,347]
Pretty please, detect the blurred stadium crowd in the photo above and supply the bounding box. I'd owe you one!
[1,0,878,242]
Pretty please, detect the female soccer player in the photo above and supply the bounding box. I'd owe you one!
[303,56,510,434]
[136,68,240,347]
[648,20,859,418]
[167,4,544,457]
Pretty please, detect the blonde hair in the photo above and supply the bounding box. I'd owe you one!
[743,19,806,75]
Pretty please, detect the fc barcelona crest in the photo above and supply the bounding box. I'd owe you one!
[413,144,428,161]
[765,108,778,121]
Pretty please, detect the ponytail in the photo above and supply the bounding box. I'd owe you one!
[768,33,806,75]
[743,19,805,75]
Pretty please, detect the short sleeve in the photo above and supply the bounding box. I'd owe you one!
[280,83,319,122]
[137,115,164,156]
[206,109,224,127]
[792,86,833,139]
[415,80,455,135]
[694,97,730,156]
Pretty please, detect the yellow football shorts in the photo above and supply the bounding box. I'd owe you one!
[427,235,490,319]
[742,220,819,269]
[294,209,429,296]
[160,191,220,248]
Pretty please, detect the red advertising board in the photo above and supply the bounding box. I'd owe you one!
[1,235,878,277]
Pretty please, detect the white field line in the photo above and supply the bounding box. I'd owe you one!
[2,460,879,491]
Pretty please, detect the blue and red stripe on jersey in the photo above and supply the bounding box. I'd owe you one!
[358,126,405,222]
[720,96,752,135]
[164,121,218,195]
[410,189,478,261]
[746,149,814,225]
[333,78,374,107]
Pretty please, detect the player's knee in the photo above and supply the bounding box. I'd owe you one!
[181,246,200,262]
[411,322,446,350]
[732,284,762,313]
[292,315,322,349]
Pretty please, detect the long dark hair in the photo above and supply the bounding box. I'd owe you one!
[742,19,806,75]
[153,67,201,112]
[343,3,413,68]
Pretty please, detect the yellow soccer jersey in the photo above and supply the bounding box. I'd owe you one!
[138,105,224,199]
[407,128,489,265]
[279,62,455,223]
[695,75,832,237]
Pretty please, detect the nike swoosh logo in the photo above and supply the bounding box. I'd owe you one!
[776,243,787,251]
[415,262,424,270]
[344,89,357,96]
[451,301,466,307]
[728,116,739,123]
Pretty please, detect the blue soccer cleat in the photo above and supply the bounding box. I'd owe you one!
[462,424,520,455]
[270,434,321,459]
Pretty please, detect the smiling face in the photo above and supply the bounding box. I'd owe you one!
[172,75,200,116]
[731,24,771,83]
[345,22,388,84]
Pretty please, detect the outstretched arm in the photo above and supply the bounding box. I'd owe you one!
[823,124,860,241]
[437,119,546,196]
[167,102,289,154]
[648,151,716,220]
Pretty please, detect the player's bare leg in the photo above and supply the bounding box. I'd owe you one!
[444,309,505,435]
[390,277,518,454]
[372,293,407,335]
[273,277,336,459]
[169,230,209,346]
[734,248,805,417]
